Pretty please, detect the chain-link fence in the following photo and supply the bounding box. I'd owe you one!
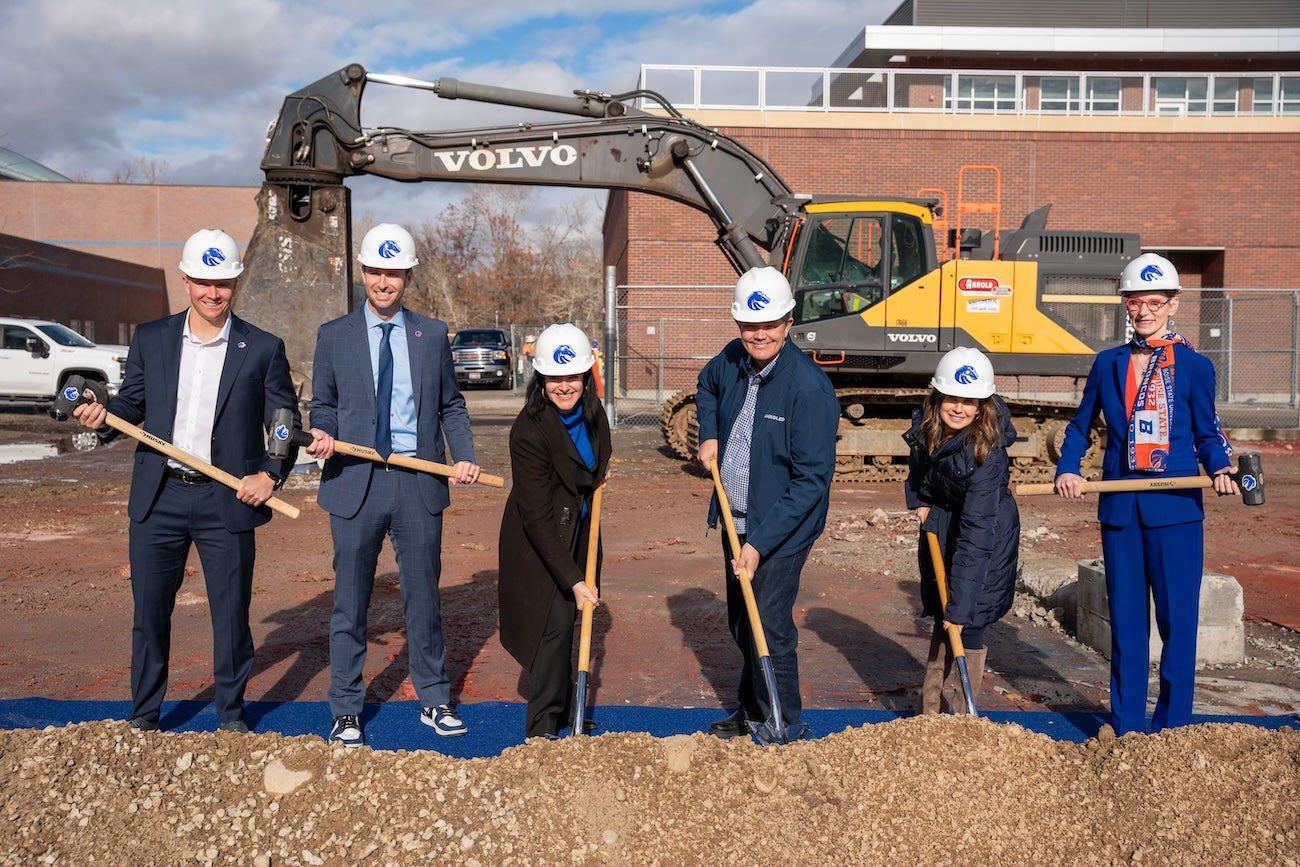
[593,286,1300,433]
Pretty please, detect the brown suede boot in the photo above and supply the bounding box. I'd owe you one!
[919,630,947,714]
[951,648,987,715]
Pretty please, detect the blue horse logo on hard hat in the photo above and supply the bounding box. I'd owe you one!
[954,364,980,385]
[274,424,289,442]
[378,240,402,260]
[553,344,576,365]
[1139,264,1165,282]
[746,291,770,311]
[201,247,226,268]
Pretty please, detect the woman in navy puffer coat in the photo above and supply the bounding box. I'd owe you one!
[903,348,1020,714]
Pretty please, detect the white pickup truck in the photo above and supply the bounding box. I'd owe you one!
[0,317,128,407]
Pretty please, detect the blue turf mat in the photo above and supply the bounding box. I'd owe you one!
[3,698,1295,757]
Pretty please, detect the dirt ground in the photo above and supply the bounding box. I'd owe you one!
[2,390,1300,864]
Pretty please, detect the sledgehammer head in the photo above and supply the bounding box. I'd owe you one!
[267,407,312,460]
[1233,453,1265,506]
[49,374,92,422]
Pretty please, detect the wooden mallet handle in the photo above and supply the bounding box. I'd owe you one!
[269,408,504,488]
[1018,454,1263,505]
[54,376,300,519]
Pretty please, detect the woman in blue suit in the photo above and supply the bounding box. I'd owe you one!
[1055,253,1239,735]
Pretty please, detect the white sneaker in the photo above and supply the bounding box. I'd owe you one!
[421,704,467,737]
[329,714,364,748]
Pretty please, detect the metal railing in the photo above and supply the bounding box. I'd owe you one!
[638,64,1300,118]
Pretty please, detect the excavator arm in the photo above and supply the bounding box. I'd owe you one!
[261,63,801,270]
[237,63,805,388]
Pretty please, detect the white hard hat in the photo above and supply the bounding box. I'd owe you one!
[358,223,419,269]
[532,323,595,376]
[1120,252,1180,295]
[179,229,244,279]
[731,266,795,323]
[930,347,995,399]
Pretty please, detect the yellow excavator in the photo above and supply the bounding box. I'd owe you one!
[239,65,1128,481]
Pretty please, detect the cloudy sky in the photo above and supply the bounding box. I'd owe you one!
[1,0,896,225]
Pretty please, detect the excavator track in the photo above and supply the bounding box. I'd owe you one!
[659,387,1102,484]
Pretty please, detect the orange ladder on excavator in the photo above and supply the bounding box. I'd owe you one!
[953,165,1002,259]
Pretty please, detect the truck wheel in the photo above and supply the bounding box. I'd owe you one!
[500,370,514,390]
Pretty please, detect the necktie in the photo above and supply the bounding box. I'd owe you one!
[375,323,395,458]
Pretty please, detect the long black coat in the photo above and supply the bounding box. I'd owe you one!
[903,397,1020,629]
[498,403,612,669]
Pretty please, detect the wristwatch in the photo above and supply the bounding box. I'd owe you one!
[262,469,284,491]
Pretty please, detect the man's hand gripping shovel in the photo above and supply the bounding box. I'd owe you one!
[709,460,790,745]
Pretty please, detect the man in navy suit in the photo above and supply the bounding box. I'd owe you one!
[305,223,481,748]
[73,228,299,733]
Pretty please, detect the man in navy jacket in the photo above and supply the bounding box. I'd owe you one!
[695,267,839,741]
[73,228,299,733]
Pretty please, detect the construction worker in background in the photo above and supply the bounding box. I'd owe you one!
[521,334,537,381]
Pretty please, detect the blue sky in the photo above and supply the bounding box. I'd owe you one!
[0,0,896,225]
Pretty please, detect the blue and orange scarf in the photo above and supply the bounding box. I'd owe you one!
[1127,331,1232,472]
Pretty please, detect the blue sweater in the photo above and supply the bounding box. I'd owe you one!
[695,338,839,559]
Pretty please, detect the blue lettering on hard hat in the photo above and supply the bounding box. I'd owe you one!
[202,247,226,267]
[378,240,401,259]
[1242,475,1257,491]
[62,385,80,402]
[953,364,979,385]
[746,291,770,311]
[274,425,289,441]
[554,344,577,365]
[1139,264,1164,282]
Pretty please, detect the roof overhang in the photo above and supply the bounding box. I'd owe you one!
[833,26,1300,67]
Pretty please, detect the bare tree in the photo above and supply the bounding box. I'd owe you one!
[357,186,603,332]
[108,157,172,184]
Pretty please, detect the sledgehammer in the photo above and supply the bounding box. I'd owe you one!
[1016,454,1264,505]
[49,375,300,519]
[268,408,505,488]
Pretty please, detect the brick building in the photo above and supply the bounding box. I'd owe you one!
[0,180,257,341]
[604,1,1300,396]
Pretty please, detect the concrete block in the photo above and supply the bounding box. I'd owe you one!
[1074,560,1245,668]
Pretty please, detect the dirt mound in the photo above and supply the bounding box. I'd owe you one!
[4,716,1298,865]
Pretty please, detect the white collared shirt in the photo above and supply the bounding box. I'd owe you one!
[170,314,231,467]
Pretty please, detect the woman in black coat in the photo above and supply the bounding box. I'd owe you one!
[498,323,612,739]
[903,347,1020,714]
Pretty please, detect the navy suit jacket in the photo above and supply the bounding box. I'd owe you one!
[1056,342,1232,528]
[105,311,299,532]
[310,307,474,519]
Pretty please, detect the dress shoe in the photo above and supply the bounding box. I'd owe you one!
[217,720,250,734]
[707,708,757,738]
[127,717,159,732]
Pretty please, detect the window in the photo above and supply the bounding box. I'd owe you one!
[1154,77,1208,116]
[1085,78,1121,114]
[946,76,1016,113]
[1212,78,1240,116]
[1251,77,1275,114]
[1040,77,1080,113]
[1282,76,1300,115]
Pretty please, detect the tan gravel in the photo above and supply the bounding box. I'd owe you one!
[4,716,1299,866]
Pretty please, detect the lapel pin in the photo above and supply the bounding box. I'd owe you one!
[237,341,247,349]
[415,330,423,338]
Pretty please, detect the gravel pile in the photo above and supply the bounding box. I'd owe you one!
[4,716,1298,865]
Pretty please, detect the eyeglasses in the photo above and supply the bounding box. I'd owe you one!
[1123,298,1169,313]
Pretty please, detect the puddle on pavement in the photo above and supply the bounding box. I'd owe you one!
[0,431,99,464]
